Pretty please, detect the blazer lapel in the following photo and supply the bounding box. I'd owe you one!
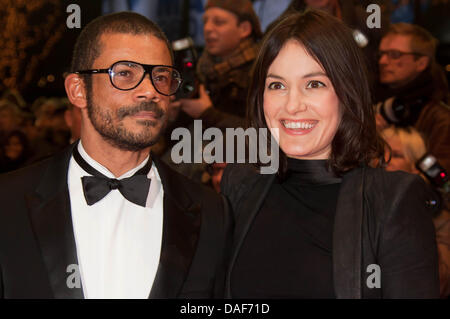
[333,167,365,299]
[149,157,201,299]
[225,172,276,297]
[26,143,84,299]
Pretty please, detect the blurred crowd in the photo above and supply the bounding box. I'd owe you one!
[0,0,449,297]
[0,92,81,174]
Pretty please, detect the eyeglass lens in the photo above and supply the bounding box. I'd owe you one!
[378,50,411,60]
[111,62,181,95]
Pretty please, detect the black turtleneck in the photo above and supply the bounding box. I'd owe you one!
[231,158,341,298]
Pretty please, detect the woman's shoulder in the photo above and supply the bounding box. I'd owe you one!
[221,163,266,193]
[220,163,275,209]
[222,161,261,179]
[363,166,422,187]
[368,167,436,200]
[348,166,439,214]
[345,166,424,189]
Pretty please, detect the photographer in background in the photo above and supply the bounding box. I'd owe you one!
[176,0,262,129]
[375,23,450,172]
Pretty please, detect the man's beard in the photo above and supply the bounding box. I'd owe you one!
[86,89,167,152]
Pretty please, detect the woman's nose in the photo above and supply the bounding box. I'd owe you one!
[285,90,307,114]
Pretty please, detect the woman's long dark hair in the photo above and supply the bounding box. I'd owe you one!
[247,9,387,176]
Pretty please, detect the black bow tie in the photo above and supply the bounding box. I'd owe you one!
[72,146,152,207]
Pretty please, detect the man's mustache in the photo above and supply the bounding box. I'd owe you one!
[116,102,165,120]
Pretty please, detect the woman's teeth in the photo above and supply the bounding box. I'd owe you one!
[282,121,316,129]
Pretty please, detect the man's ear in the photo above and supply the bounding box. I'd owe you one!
[65,73,88,109]
[416,55,430,73]
[238,20,252,40]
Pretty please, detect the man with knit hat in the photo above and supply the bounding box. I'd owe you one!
[177,0,261,128]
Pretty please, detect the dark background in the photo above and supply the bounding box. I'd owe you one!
[0,0,449,106]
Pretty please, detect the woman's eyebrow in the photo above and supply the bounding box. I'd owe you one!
[302,71,327,78]
[266,72,327,80]
[266,73,284,80]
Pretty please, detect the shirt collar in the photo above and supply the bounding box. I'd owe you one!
[77,141,150,179]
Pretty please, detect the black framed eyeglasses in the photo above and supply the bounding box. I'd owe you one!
[76,60,183,96]
[377,50,423,60]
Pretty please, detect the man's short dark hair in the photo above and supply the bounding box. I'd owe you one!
[70,11,172,73]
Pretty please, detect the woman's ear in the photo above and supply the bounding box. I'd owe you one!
[65,73,87,109]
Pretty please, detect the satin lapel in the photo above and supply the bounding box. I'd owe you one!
[26,143,83,299]
[333,167,364,299]
[225,173,276,297]
[149,157,201,299]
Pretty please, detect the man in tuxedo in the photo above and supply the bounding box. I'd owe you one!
[0,12,230,299]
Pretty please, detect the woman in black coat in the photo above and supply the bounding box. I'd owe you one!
[220,9,439,298]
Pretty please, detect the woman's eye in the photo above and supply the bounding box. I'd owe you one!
[267,82,285,90]
[306,80,325,89]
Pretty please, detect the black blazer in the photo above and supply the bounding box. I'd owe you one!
[221,163,440,298]
[0,143,231,299]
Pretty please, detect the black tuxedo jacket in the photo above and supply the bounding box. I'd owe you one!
[0,143,231,299]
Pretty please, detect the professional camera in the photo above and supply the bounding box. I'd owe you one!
[172,37,198,99]
[378,96,428,127]
[416,153,449,194]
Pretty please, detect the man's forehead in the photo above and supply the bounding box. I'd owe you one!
[380,34,412,50]
[98,32,168,51]
[204,7,238,20]
[94,32,171,66]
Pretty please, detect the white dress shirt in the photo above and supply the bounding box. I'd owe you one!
[67,142,164,299]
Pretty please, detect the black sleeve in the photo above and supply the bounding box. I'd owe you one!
[0,263,3,298]
[220,163,247,214]
[212,195,234,298]
[379,175,440,298]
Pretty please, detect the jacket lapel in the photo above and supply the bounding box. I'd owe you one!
[26,143,84,299]
[149,157,201,298]
[333,167,364,299]
[225,172,276,297]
